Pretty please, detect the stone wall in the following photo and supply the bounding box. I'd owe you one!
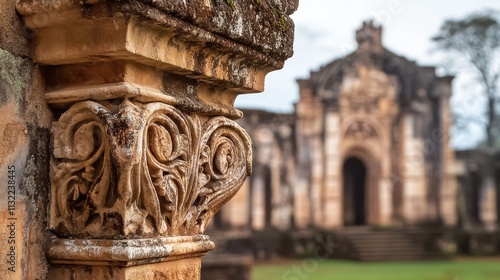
[0,1,52,278]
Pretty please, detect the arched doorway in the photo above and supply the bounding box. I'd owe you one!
[469,171,481,224]
[343,157,367,225]
[264,166,273,228]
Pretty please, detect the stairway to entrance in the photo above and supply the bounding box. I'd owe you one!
[336,227,447,261]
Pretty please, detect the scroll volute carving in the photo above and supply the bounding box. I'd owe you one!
[50,99,252,238]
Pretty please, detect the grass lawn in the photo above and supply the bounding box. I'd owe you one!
[252,258,500,280]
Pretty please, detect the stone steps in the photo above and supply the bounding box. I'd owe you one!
[338,227,445,261]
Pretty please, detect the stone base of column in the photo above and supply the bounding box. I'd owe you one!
[50,258,200,280]
[47,235,214,280]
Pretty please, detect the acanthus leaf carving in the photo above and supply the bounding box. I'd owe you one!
[142,102,196,236]
[51,101,111,236]
[187,117,252,234]
[50,99,251,238]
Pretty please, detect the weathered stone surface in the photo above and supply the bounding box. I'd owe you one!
[0,0,30,56]
[0,26,52,279]
[10,0,298,278]
[49,257,202,280]
[17,0,297,97]
[47,235,215,265]
[50,99,252,238]
[118,0,297,61]
[17,0,297,62]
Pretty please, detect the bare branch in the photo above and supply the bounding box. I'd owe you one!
[433,10,500,149]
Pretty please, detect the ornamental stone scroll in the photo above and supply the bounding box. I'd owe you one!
[50,100,252,238]
[16,0,297,279]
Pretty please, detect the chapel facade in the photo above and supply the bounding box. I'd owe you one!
[291,21,457,229]
[217,21,458,236]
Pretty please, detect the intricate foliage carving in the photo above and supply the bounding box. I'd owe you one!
[50,100,252,238]
[345,94,379,112]
[344,120,378,139]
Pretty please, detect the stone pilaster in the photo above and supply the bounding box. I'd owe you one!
[436,76,458,226]
[16,1,297,279]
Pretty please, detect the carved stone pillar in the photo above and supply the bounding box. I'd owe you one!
[16,1,297,279]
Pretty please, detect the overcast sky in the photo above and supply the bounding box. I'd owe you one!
[234,0,500,149]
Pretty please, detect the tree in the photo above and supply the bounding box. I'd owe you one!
[433,10,500,151]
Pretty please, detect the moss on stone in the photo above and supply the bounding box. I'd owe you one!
[278,15,286,31]
[0,48,31,114]
[23,155,39,213]
[225,0,236,10]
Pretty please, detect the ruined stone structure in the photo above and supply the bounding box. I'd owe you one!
[213,22,459,261]
[454,150,500,254]
[293,22,457,229]
[455,150,498,229]
[0,1,297,279]
[237,110,295,232]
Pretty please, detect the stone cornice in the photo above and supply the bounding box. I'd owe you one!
[17,1,296,111]
[17,0,297,61]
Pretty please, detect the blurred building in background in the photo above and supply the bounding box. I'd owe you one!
[202,21,499,279]
[292,21,457,228]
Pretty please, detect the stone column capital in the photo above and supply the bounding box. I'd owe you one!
[16,1,297,278]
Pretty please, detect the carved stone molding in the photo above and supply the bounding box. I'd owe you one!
[51,99,251,238]
[47,235,215,266]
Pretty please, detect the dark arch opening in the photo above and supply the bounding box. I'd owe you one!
[469,171,481,224]
[343,157,367,226]
[264,166,273,228]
